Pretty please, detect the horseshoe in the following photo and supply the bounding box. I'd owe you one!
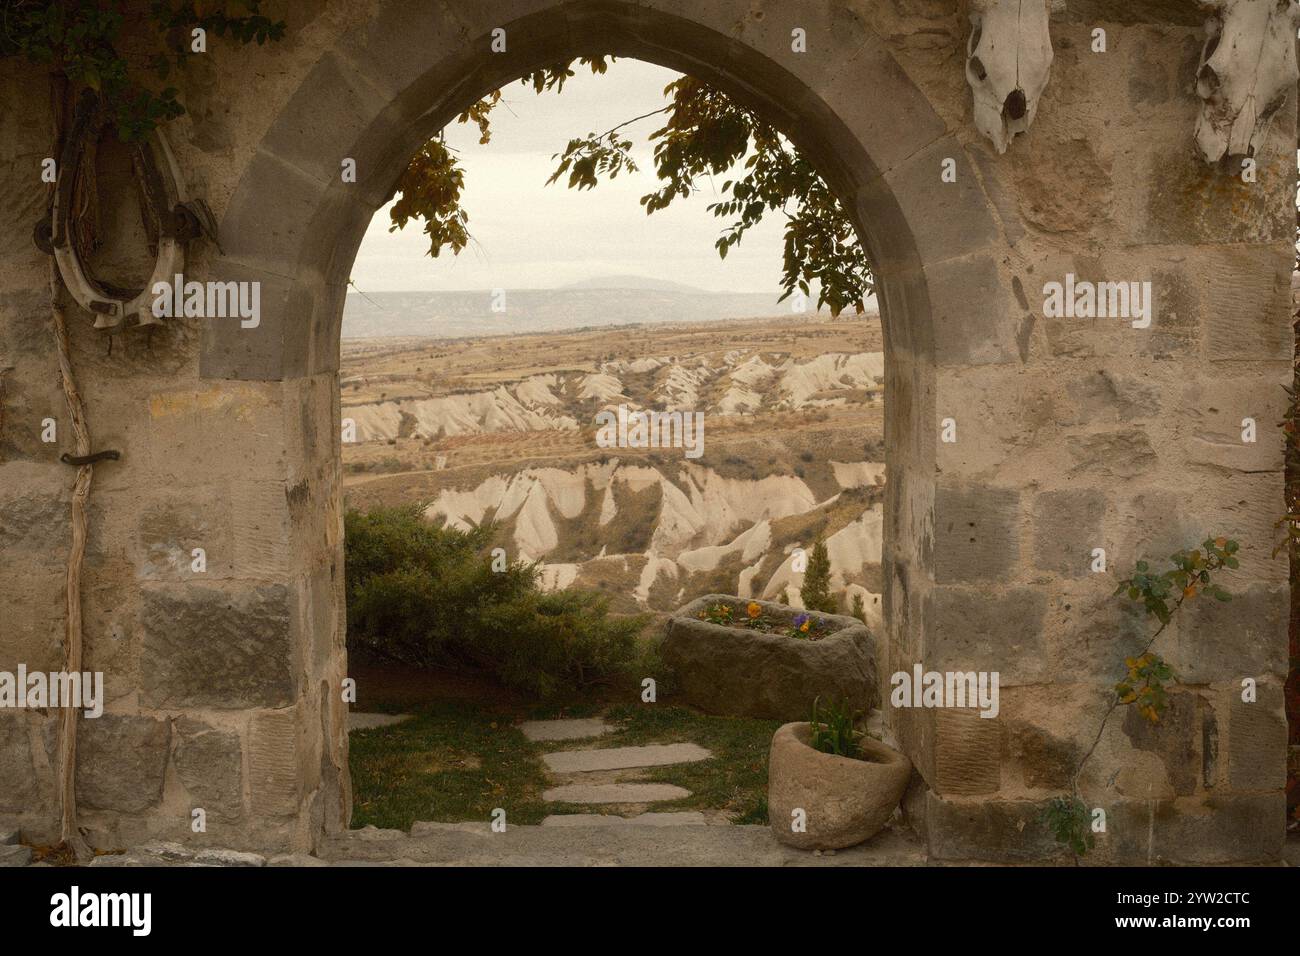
[46,91,199,331]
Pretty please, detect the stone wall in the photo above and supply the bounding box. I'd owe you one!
[0,0,1289,861]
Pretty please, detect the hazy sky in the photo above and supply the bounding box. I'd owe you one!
[348,58,791,295]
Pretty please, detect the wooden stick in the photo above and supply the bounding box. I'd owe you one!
[50,261,93,864]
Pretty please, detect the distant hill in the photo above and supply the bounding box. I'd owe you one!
[341,286,827,339]
[559,274,707,293]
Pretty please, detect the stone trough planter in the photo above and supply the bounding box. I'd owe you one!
[767,721,912,850]
[661,594,877,721]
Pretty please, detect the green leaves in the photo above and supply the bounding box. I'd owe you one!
[388,140,471,259]
[1114,652,1176,723]
[1042,797,1094,857]
[809,696,862,758]
[2,1,287,142]
[1114,537,1239,624]
[393,63,874,312]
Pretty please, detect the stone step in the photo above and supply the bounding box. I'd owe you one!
[542,782,691,804]
[518,717,613,742]
[542,743,711,774]
[0,830,18,846]
[317,821,926,867]
[541,812,708,827]
[347,712,414,731]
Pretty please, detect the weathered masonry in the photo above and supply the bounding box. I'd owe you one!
[0,0,1291,863]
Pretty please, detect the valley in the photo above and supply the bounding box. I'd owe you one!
[341,312,888,629]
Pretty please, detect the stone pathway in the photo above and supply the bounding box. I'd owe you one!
[523,716,717,827]
[519,717,612,741]
[540,812,707,827]
[541,783,691,804]
[347,712,414,732]
[542,743,710,774]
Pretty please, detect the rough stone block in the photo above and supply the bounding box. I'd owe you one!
[259,51,397,198]
[0,491,66,553]
[1202,246,1292,362]
[197,260,317,382]
[818,32,946,180]
[1227,684,1286,791]
[0,844,31,867]
[1152,793,1285,864]
[1005,719,1078,791]
[933,709,1001,796]
[884,136,1000,269]
[76,714,170,814]
[0,715,41,812]
[1120,692,1200,797]
[927,587,1048,684]
[140,584,295,709]
[1175,586,1287,683]
[922,792,1062,863]
[925,256,1020,366]
[173,719,244,819]
[933,483,1020,583]
[1031,489,1106,577]
[249,710,301,818]
[1065,429,1158,480]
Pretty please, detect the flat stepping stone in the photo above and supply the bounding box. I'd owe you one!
[541,812,707,827]
[519,717,613,742]
[542,783,691,804]
[543,743,711,774]
[348,712,413,731]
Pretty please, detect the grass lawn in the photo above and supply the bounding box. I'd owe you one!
[348,696,780,831]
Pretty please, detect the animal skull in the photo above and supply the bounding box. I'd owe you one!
[965,0,1058,154]
[1194,0,1300,162]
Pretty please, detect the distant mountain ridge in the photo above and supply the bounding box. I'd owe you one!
[342,285,825,339]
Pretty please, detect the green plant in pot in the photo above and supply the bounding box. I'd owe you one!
[767,696,912,851]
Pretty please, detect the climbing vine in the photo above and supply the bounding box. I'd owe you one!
[1044,537,1240,860]
[1,1,285,141]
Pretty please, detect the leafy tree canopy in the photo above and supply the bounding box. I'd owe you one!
[396,56,874,317]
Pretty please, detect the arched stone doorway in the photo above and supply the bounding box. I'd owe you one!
[0,0,1288,863]
[207,0,976,854]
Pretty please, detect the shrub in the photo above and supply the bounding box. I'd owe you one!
[345,505,644,696]
[800,539,838,613]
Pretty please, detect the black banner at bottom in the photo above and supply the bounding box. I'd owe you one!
[0,864,1290,941]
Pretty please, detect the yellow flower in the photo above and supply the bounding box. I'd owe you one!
[800,621,810,632]
[747,602,761,619]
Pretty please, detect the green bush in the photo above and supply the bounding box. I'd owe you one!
[800,539,839,613]
[345,505,644,696]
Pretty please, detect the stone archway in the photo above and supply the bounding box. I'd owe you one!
[0,1,1289,863]
[206,0,980,854]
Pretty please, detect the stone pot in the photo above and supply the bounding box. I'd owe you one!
[767,721,912,850]
[661,594,877,720]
